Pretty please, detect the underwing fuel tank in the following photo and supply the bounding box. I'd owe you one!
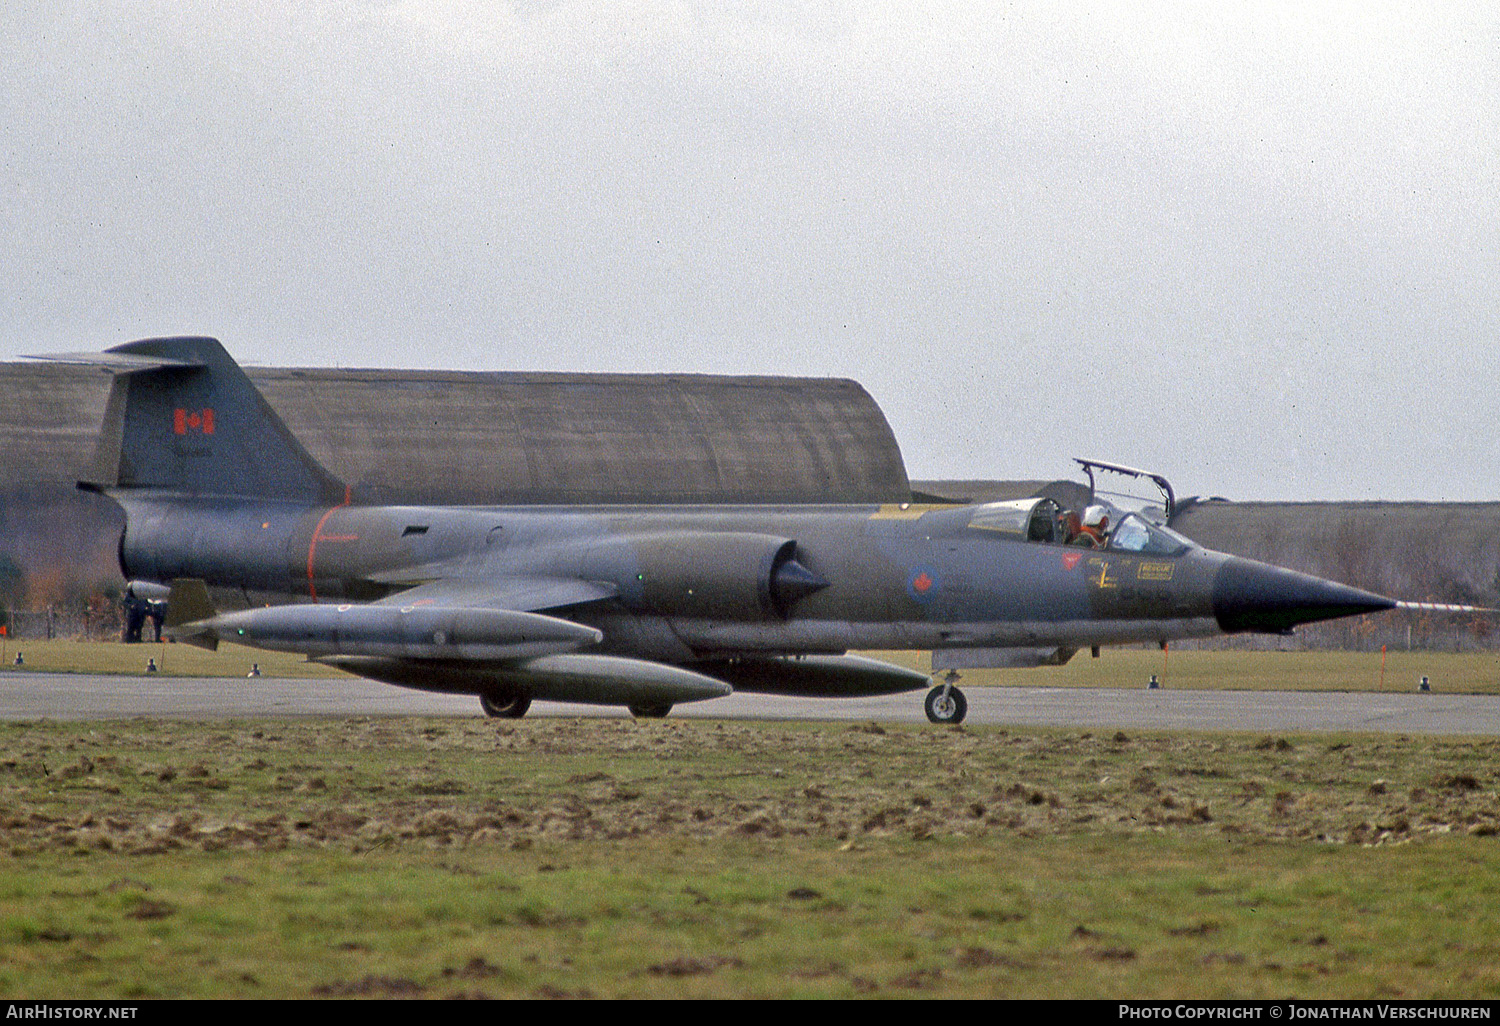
[317,653,734,707]
[171,602,604,662]
[691,654,933,697]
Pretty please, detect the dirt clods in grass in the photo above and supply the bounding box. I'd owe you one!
[954,946,1031,970]
[3,718,1497,857]
[124,898,175,920]
[442,957,504,980]
[645,954,742,977]
[311,975,425,997]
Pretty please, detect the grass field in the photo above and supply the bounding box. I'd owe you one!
[3,715,1500,998]
[4,638,1498,694]
[0,639,347,680]
[870,647,1500,695]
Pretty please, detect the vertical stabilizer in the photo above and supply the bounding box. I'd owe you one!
[80,337,344,503]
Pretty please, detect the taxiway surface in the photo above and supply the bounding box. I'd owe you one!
[2,672,1497,735]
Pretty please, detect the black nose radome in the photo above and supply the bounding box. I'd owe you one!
[1213,558,1396,634]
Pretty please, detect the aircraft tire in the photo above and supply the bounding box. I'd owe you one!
[479,691,532,719]
[924,685,968,725]
[628,702,673,719]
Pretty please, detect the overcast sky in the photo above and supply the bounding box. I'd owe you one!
[3,2,1495,501]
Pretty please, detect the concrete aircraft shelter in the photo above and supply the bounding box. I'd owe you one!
[0,360,912,506]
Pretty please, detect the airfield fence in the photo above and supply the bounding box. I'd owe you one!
[1155,611,1495,654]
[3,607,125,642]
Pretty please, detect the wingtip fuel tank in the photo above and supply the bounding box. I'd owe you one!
[169,600,605,662]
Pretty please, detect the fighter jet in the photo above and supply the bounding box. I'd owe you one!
[62,337,1395,723]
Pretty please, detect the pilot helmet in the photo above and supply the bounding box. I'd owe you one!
[1082,505,1109,529]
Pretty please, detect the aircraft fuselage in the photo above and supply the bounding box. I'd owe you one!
[119,493,1244,663]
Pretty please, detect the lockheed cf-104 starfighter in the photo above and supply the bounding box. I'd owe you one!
[61,337,1395,723]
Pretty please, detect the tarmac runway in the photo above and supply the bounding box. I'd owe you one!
[2,672,1499,735]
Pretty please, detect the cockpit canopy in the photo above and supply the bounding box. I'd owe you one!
[968,498,1064,543]
[967,499,1194,556]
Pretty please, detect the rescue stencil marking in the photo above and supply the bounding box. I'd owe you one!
[1138,562,1174,581]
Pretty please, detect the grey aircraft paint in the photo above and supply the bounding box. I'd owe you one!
[74,337,1395,723]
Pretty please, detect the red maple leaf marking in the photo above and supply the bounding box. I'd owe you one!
[172,407,217,435]
[912,571,934,593]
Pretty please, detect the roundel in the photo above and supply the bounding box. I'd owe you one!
[906,565,941,601]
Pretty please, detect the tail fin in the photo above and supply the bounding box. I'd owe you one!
[76,336,344,503]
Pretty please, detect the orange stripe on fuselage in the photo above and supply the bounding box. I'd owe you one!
[305,487,353,602]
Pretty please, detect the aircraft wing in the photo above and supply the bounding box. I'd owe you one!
[370,576,618,613]
[320,576,728,712]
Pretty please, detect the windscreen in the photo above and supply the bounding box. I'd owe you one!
[1108,514,1192,556]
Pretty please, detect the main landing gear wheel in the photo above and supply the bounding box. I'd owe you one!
[924,683,968,725]
[479,691,532,719]
[628,702,673,719]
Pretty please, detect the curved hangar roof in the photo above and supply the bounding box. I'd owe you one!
[0,361,912,506]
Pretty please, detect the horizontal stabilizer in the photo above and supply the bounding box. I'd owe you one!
[26,351,204,373]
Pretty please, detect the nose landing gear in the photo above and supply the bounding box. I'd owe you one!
[924,669,968,724]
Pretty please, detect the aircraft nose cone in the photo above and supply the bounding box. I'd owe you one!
[1213,558,1396,634]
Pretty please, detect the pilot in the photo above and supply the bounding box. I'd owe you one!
[1061,509,1083,544]
[1074,505,1110,547]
